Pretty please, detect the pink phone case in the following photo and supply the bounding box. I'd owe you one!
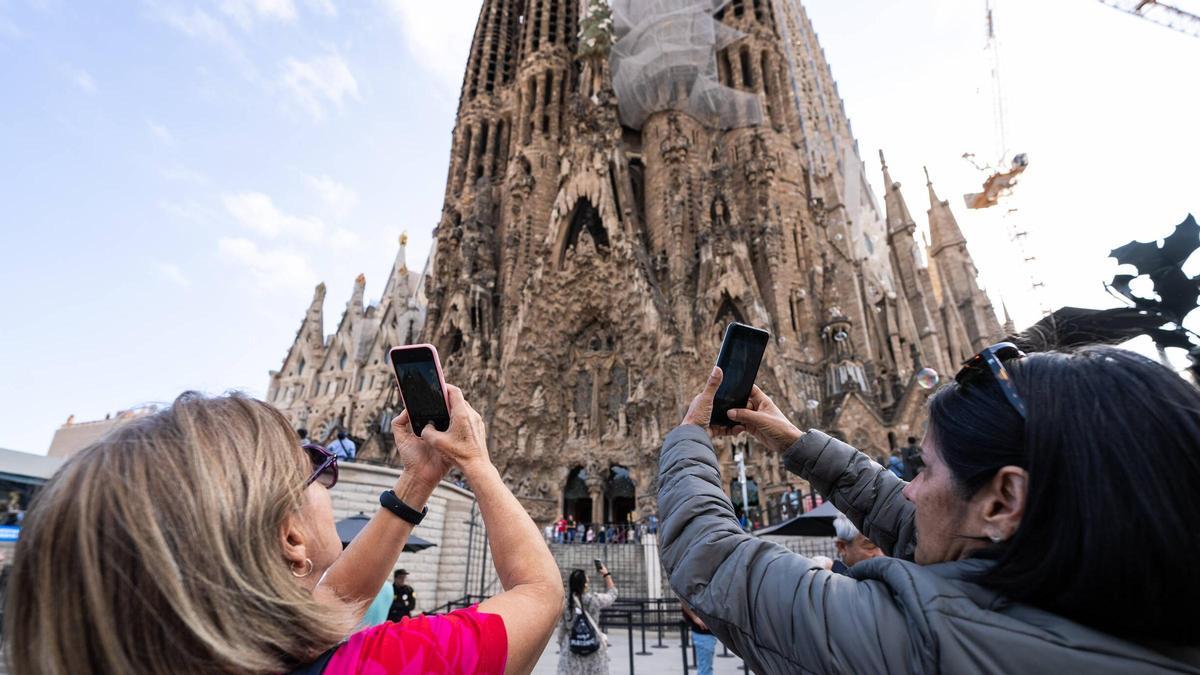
[388,344,451,433]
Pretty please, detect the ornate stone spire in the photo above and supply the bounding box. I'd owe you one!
[925,167,967,257]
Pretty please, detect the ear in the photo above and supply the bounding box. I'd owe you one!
[977,465,1028,542]
[835,540,847,556]
[279,510,310,569]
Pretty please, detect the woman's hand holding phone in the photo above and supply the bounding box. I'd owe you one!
[682,367,746,438]
[391,409,452,490]
[727,386,803,453]
[420,384,493,475]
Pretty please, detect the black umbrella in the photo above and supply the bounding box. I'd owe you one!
[335,512,438,552]
[753,501,842,537]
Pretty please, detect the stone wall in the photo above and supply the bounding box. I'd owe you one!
[329,462,482,611]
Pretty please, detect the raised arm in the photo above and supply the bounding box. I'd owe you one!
[315,409,449,616]
[658,424,918,674]
[658,369,922,674]
[729,386,916,559]
[422,386,563,675]
[783,429,916,559]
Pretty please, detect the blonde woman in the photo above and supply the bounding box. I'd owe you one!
[5,385,562,674]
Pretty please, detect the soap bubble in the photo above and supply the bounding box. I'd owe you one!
[916,368,940,389]
[805,399,820,411]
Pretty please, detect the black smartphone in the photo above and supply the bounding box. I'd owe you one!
[388,344,451,436]
[711,322,771,427]
[593,559,604,572]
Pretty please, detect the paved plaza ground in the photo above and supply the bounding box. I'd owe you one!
[532,629,749,675]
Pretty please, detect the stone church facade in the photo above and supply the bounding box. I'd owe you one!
[268,0,1007,526]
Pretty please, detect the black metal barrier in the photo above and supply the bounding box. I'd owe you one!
[596,597,751,674]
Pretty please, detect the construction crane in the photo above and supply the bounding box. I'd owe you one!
[1097,0,1200,39]
[964,1,1049,315]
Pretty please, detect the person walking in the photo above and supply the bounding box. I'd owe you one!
[659,346,1200,674]
[557,565,617,675]
[6,385,563,674]
[682,602,716,675]
[388,569,416,621]
[328,430,356,461]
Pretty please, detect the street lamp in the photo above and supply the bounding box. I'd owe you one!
[734,450,749,528]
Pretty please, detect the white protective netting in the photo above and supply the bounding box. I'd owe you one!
[609,0,763,130]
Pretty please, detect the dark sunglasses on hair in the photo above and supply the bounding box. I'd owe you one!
[954,341,1028,419]
[303,443,339,489]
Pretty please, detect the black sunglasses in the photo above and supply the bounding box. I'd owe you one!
[303,443,339,489]
[954,341,1028,419]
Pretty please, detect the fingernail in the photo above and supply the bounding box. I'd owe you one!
[711,366,719,377]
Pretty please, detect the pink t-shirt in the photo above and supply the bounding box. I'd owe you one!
[324,605,507,674]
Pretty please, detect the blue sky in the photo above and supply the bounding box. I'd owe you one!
[1,0,1197,453]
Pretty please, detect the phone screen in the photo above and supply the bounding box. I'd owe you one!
[712,323,770,427]
[390,347,451,436]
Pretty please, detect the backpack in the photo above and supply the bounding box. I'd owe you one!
[567,602,601,655]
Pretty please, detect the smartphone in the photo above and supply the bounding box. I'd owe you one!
[711,322,771,427]
[388,344,451,436]
[593,559,604,572]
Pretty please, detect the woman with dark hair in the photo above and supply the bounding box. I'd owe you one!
[557,565,617,674]
[658,345,1200,673]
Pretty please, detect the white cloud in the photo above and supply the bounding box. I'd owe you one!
[147,120,175,145]
[304,174,358,217]
[217,237,317,292]
[327,226,360,249]
[63,65,96,94]
[219,0,297,29]
[281,51,359,121]
[381,0,475,93]
[222,191,326,241]
[306,0,336,18]
[148,2,256,78]
[154,262,191,287]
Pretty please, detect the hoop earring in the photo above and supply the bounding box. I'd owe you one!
[290,558,314,578]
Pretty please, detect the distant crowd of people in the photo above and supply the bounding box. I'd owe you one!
[6,343,1199,673]
[544,514,657,545]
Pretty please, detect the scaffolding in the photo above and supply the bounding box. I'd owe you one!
[609,0,762,129]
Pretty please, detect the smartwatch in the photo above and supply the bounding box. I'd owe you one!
[380,490,428,526]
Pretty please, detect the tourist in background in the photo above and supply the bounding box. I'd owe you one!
[886,453,904,479]
[557,565,617,675]
[388,569,416,622]
[831,514,883,574]
[6,385,562,674]
[900,436,925,480]
[681,601,716,675]
[328,430,356,461]
[658,346,1200,673]
[359,581,394,628]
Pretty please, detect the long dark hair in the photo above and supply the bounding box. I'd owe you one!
[567,569,587,613]
[928,345,1200,644]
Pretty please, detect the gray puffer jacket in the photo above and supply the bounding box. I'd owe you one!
[658,424,1200,674]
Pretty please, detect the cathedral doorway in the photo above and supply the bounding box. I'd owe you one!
[604,465,636,525]
[563,467,592,523]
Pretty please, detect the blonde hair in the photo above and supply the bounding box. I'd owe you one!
[4,392,356,674]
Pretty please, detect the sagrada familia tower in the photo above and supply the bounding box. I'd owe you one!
[268,0,1007,525]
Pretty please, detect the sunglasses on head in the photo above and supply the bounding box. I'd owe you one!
[954,341,1028,419]
[303,443,339,489]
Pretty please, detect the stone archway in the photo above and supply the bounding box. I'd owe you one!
[604,465,636,525]
[563,467,593,523]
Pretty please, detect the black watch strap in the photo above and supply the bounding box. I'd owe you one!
[380,490,428,526]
